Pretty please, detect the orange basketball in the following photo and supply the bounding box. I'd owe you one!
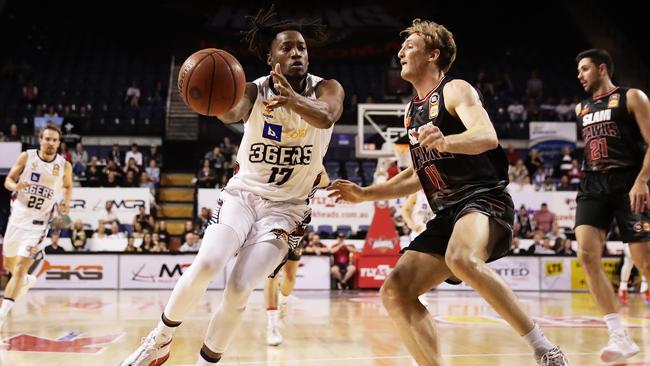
[177,48,246,116]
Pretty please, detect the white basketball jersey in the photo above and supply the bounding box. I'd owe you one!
[227,74,333,201]
[8,150,66,229]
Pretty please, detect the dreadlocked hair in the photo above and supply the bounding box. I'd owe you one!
[243,5,328,59]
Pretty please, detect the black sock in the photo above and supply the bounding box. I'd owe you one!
[161,313,182,328]
[200,349,221,363]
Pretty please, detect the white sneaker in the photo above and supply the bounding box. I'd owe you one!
[120,330,172,366]
[536,346,569,365]
[15,275,37,300]
[267,324,283,346]
[600,331,640,363]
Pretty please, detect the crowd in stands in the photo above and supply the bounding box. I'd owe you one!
[195,137,239,189]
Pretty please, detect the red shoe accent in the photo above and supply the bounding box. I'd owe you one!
[619,290,628,305]
[644,290,650,305]
[149,352,169,366]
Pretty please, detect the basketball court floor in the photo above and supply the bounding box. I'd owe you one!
[0,290,649,365]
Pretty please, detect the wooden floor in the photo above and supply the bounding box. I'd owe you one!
[0,290,649,366]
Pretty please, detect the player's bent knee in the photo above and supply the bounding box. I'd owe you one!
[577,246,601,267]
[444,250,479,275]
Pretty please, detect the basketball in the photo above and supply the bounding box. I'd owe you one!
[178,48,246,116]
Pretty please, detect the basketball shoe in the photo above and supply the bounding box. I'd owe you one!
[536,346,569,365]
[600,331,640,363]
[120,330,172,366]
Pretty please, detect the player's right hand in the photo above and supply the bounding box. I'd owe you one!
[327,179,366,203]
[14,181,30,192]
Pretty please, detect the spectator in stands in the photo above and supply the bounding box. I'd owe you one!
[59,142,72,162]
[524,148,544,178]
[494,72,515,102]
[71,142,89,178]
[44,231,65,254]
[556,239,576,256]
[557,146,574,178]
[532,166,546,189]
[125,143,143,167]
[180,232,201,252]
[92,225,107,239]
[195,207,211,233]
[147,144,162,166]
[103,160,122,184]
[126,80,141,108]
[140,232,155,252]
[196,159,217,188]
[124,170,139,187]
[123,157,141,178]
[386,161,399,180]
[533,203,556,234]
[71,219,87,251]
[505,144,519,166]
[534,237,556,255]
[104,172,120,187]
[22,81,39,105]
[216,175,228,189]
[525,70,544,101]
[155,220,170,248]
[555,97,573,121]
[527,231,552,254]
[508,159,529,185]
[150,233,168,252]
[220,137,236,162]
[475,71,495,103]
[109,222,125,238]
[50,212,72,238]
[514,205,533,238]
[525,99,541,121]
[44,105,59,119]
[34,104,44,118]
[132,222,145,239]
[109,143,124,166]
[145,159,160,186]
[78,105,92,131]
[183,220,195,237]
[542,176,556,191]
[507,99,526,122]
[124,236,140,252]
[304,234,329,255]
[133,205,154,232]
[205,147,226,179]
[140,172,156,196]
[557,175,572,191]
[567,159,582,189]
[149,80,166,106]
[547,223,566,243]
[6,123,21,142]
[330,233,357,290]
[508,238,526,255]
[98,201,119,230]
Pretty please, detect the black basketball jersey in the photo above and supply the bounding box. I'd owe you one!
[578,87,645,172]
[405,77,509,212]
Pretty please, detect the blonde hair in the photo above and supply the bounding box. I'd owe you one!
[401,19,457,73]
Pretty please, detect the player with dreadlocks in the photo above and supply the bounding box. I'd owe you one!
[120,5,344,366]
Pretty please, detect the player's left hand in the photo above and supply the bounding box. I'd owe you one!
[265,63,298,110]
[629,180,650,214]
[413,124,449,152]
[58,201,70,215]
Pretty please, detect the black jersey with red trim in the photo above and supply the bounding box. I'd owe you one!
[578,86,645,172]
[405,77,509,212]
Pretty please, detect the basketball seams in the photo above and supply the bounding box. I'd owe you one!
[182,51,214,108]
[206,53,217,116]
[214,50,238,111]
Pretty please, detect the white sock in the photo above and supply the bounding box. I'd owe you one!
[279,292,288,305]
[154,316,179,341]
[523,324,555,357]
[267,309,279,326]
[603,313,625,334]
[0,298,15,317]
[619,281,628,291]
[641,277,648,293]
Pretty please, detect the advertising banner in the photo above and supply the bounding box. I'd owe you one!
[357,256,399,289]
[32,255,118,289]
[119,255,225,289]
[69,188,150,229]
[293,256,331,290]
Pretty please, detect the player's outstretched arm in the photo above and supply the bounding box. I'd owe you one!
[4,151,29,192]
[216,82,258,123]
[266,64,344,129]
[419,79,498,155]
[59,161,73,215]
[627,88,650,213]
[327,166,421,203]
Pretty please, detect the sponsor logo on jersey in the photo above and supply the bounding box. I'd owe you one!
[608,93,620,108]
[271,228,289,242]
[284,128,308,140]
[263,121,282,142]
[52,164,60,176]
[31,161,38,170]
[429,93,439,119]
[582,109,611,126]
[31,172,41,182]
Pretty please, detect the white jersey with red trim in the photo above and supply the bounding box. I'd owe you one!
[8,149,66,229]
[227,74,333,201]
